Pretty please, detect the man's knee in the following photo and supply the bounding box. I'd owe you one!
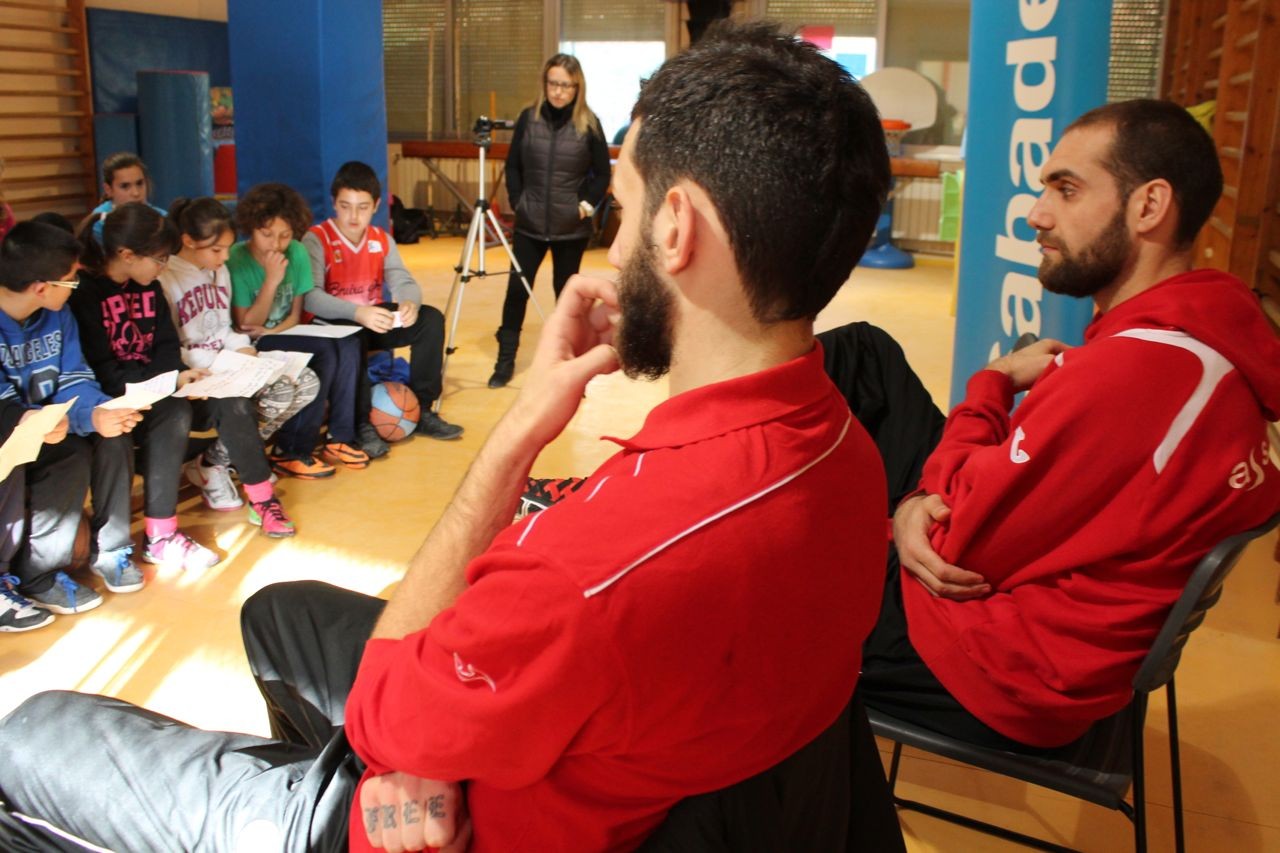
[0,691,93,759]
[241,581,341,644]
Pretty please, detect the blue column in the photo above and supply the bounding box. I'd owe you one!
[949,1,1112,407]
[227,0,389,229]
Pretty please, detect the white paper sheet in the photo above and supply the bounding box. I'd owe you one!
[172,350,278,399]
[98,370,178,410]
[272,323,360,339]
[0,398,77,482]
[256,350,313,382]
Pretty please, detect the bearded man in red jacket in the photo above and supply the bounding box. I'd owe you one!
[858,98,1280,751]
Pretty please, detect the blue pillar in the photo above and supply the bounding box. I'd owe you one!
[949,1,1112,407]
[227,0,389,229]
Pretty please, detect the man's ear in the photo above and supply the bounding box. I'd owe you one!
[654,183,696,275]
[1132,178,1175,238]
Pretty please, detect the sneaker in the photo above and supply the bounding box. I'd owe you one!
[185,455,243,511]
[144,532,220,572]
[269,453,336,480]
[320,441,370,470]
[1,575,56,632]
[417,411,464,441]
[357,422,391,459]
[248,498,296,538]
[90,547,146,594]
[517,476,589,519]
[27,571,102,615]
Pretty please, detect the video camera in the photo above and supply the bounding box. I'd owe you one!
[472,115,516,149]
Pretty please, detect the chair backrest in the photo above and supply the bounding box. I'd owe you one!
[1132,511,1280,693]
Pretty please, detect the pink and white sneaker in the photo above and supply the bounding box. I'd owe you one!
[143,531,221,572]
[248,498,296,538]
[184,456,243,511]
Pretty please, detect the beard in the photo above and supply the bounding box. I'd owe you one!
[1038,207,1132,298]
[614,235,675,381]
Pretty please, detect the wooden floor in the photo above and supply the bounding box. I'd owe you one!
[2,237,1278,851]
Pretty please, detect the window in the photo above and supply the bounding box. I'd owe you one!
[560,0,666,142]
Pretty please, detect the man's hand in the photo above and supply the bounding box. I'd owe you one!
[20,409,69,444]
[91,406,143,438]
[356,305,398,334]
[504,274,620,449]
[985,338,1069,393]
[398,301,420,328]
[892,494,989,600]
[360,772,470,853]
[261,250,289,288]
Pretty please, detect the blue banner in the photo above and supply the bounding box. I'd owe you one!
[950,1,1112,407]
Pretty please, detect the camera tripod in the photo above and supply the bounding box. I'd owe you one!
[436,117,545,413]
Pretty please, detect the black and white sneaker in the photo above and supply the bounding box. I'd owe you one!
[2,574,57,631]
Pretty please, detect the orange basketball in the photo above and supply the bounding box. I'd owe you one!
[370,381,421,442]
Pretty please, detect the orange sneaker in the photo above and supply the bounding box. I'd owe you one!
[320,441,370,470]
[270,453,336,480]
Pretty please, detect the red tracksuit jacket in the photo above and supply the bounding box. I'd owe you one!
[906,269,1280,746]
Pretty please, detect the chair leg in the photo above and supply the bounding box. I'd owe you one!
[1132,693,1149,853]
[888,740,904,792]
[1167,678,1185,853]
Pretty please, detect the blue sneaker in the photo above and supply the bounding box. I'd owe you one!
[27,571,102,615]
[1,574,55,632]
[91,547,145,594]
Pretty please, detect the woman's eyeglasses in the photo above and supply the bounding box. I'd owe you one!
[546,81,578,92]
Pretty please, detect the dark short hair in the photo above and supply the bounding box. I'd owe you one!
[1066,99,1223,248]
[30,211,75,234]
[77,202,181,274]
[0,221,81,292]
[169,196,234,242]
[330,161,381,201]
[631,20,890,322]
[234,183,313,238]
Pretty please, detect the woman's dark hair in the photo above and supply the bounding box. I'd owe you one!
[630,20,890,323]
[234,183,313,239]
[0,221,81,292]
[330,161,381,201]
[1065,99,1223,248]
[76,201,181,275]
[169,196,234,242]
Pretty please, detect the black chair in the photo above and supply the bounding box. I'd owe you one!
[868,511,1280,853]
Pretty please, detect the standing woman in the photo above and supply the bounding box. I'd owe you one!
[488,53,611,388]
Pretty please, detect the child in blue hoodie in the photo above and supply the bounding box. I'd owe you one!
[0,222,145,618]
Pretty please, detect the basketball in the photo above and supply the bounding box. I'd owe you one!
[370,381,420,442]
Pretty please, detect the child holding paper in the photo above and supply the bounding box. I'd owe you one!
[159,197,303,536]
[0,222,143,619]
[226,183,368,476]
[72,203,224,569]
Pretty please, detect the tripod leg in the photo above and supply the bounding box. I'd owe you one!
[487,208,545,321]
[436,206,487,415]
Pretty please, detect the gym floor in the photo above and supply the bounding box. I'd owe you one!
[1,238,1277,851]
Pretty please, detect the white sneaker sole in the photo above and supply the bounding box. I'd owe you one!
[91,570,146,594]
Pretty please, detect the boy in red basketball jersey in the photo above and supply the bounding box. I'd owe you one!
[302,162,463,458]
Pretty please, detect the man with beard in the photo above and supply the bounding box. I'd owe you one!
[855,98,1280,753]
[0,22,893,853]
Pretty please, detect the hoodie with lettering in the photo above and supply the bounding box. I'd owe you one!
[0,305,109,435]
[70,270,184,396]
[906,269,1280,747]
